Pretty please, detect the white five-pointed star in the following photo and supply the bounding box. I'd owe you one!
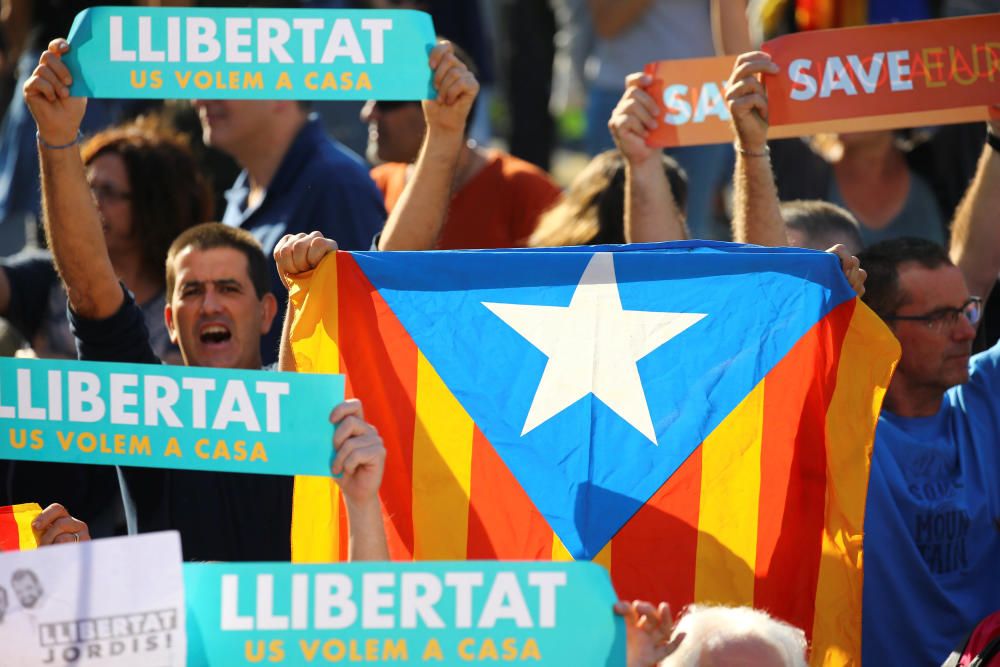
[483,252,706,444]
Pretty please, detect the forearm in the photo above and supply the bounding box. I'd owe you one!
[40,145,122,318]
[625,159,688,242]
[588,0,653,38]
[949,142,1000,300]
[344,498,389,561]
[277,298,297,372]
[711,0,752,55]
[732,153,787,246]
[377,129,463,251]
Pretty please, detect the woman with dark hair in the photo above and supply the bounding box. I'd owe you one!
[0,117,212,363]
[528,149,688,248]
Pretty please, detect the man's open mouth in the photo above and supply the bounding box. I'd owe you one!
[200,324,232,344]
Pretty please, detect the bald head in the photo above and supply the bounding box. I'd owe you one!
[664,605,808,667]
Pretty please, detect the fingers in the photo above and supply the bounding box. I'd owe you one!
[430,41,479,108]
[273,232,337,281]
[32,503,90,546]
[827,244,867,297]
[330,397,364,426]
[333,434,386,477]
[608,77,661,153]
[40,47,73,87]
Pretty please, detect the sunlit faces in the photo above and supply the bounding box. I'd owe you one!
[86,153,136,259]
[890,263,977,395]
[360,99,425,164]
[165,246,277,370]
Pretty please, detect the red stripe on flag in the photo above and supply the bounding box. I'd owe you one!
[0,506,18,551]
[337,253,419,559]
[754,299,856,634]
[466,427,553,559]
[610,447,703,605]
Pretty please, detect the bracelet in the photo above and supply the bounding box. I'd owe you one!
[36,130,83,150]
[988,130,1000,154]
[734,142,770,158]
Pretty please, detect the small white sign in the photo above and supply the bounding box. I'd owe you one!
[0,531,185,667]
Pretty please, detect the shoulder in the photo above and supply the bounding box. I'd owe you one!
[486,152,561,200]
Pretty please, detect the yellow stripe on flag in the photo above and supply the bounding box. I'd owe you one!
[13,503,40,550]
[811,305,899,667]
[412,352,474,559]
[551,534,612,571]
[290,258,343,563]
[694,381,765,606]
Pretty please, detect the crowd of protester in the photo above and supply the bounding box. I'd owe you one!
[1,1,999,665]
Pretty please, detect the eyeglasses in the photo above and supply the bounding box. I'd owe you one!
[886,297,982,333]
[89,183,131,204]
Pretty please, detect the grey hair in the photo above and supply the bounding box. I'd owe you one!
[663,605,808,667]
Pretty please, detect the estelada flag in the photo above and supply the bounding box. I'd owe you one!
[288,242,899,666]
[0,503,41,551]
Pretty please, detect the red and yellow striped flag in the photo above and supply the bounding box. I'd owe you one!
[0,503,41,551]
[289,248,898,666]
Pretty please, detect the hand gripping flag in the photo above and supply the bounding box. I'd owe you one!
[288,242,899,666]
[0,503,41,551]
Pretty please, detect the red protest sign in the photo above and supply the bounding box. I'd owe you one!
[763,13,1000,125]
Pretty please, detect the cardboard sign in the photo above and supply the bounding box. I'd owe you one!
[0,357,343,477]
[0,532,185,667]
[63,6,436,100]
[644,14,1000,147]
[183,561,623,666]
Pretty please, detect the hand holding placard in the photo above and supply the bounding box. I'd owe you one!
[22,39,86,147]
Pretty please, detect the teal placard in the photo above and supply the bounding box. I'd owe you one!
[0,357,343,477]
[63,7,436,100]
[183,561,625,666]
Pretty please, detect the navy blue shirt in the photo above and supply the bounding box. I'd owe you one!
[222,116,385,364]
[67,288,294,562]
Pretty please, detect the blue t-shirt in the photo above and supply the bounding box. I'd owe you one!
[863,342,1000,665]
[222,116,385,363]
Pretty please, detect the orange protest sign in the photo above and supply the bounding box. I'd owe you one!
[643,15,999,148]
[764,14,1000,124]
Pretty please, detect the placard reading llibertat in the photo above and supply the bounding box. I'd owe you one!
[0,357,343,477]
[62,6,437,100]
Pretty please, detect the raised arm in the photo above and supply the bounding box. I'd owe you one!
[329,399,388,561]
[273,231,338,372]
[588,0,654,39]
[711,0,752,55]
[948,115,1000,301]
[726,51,787,246]
[376,41,479,251]
[23,39,122,319]
[609,73,687,242]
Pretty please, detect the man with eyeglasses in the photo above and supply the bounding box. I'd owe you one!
[720,48,1000,665]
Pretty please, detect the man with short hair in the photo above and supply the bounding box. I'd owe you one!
[22,37,476,562]
[724,49,1000,665]
[780,199,864,255]
[10,570,42,609]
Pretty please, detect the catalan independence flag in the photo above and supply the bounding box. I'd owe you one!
[0,503,41,551]
[288,243,898,665]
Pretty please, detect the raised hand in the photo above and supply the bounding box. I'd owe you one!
[725,51,779,154]
[423,40,479,136]
[23,39,87,147]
